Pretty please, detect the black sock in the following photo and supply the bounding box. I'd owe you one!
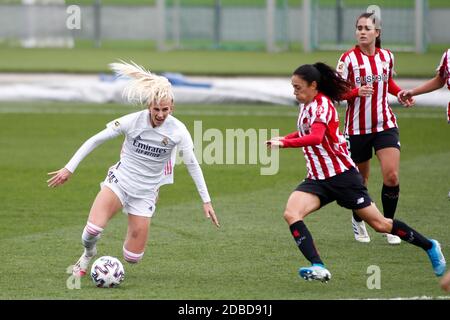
[391,219,432,251]
[352,210,363,222]
[289,220,324,265]
[382,184,399,219]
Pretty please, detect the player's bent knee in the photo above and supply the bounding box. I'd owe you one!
[283,208,307,223]
[123,246,144,264]
[283,210,292,222]
[384,172,399,186]
[362,177,369,186]
[371,219,391,233]
[130,230,141,239]
[283,209,297,222]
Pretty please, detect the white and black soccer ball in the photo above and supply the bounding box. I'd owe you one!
[91,256,125,288]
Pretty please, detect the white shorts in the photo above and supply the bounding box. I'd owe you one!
[100,176,158,218]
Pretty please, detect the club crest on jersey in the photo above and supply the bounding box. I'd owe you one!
[300,123,310,134]
[316,105,325,117]
[337,61,345,74]
[161,137,169,146]
[114,121,120,127]
[381,61,389,70]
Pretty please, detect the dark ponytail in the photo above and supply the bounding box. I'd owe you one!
[375,36,381,48]
[293,62,353,102]
[356,12,382,48]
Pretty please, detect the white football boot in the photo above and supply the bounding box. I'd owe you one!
[351,216,371,243]
[72,247,97,277]
[385,233,401,245]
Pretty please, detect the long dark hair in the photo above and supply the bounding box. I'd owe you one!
[356,12,382,48]
[293,62,353,102]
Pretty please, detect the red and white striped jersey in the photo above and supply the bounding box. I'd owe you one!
[297,93,355,180]
[337,46,398,135]
[436,49,450,90]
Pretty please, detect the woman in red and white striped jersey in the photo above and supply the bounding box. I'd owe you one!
[276,72,354,181]
[399,48,450,122]
[265,62,446,282]
[336,12,414,245]
[266,63,446,281]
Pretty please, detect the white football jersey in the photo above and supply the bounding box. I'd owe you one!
[106,110,193,198]
[158,146,177,187]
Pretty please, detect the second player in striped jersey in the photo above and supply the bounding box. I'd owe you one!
[337,12,413,245]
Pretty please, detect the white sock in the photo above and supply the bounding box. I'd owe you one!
[81,222,103,256]
[123,246,144,264]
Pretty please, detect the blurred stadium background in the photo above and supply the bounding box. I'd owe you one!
[1,0,449,52]
[0,0,448,300]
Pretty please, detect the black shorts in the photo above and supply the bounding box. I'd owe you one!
[295,167,372,210]
[347,128,400,163]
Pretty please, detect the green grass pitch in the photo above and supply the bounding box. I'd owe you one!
[0,102,448,299]
[0,45,447,78]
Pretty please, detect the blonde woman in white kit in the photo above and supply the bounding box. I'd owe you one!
[47,61,219,277]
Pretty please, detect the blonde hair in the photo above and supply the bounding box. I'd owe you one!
[109,60,174,106]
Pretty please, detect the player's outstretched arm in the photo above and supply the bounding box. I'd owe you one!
[266,139,284,148]
[268,136,284,141]
[203,202,220,228]
[47,127,120,188]
[399,75,445,101]
[47,168,72,188]
[396,91,415,108]
[266,122,326,149]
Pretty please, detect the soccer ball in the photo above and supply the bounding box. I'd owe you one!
[90,256,125,288]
